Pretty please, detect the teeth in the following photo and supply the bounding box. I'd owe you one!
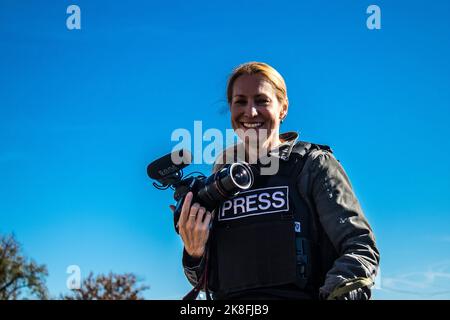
[242,122,263,128]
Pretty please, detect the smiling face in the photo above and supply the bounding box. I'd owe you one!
[230,73,288,151]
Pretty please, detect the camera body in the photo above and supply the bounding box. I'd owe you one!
[171,175,211,232]
[147,150,254,233]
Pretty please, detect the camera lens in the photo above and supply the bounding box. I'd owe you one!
[216,162,254,196]
[196,161,254,209]
[230,162,253,190]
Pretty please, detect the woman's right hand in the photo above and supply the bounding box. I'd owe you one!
[169,192,212,259]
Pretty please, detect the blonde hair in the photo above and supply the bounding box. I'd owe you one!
[226,61,288,108]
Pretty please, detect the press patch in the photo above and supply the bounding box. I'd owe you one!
[219,186,289,221]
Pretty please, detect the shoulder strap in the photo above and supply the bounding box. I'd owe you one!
[290,141,332,158]
[288,141,333,178]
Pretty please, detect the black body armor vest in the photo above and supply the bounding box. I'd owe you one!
[207,141,334,299]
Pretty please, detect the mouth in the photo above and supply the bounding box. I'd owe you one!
[240,122,264,129]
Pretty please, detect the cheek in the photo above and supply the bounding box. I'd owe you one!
[229,110,238,127]
[230,111,236,123]
[267,104,283,123]
[260,109,277,123]
[230,108,241,121]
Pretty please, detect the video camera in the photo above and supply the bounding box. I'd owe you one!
[147,149,254,233]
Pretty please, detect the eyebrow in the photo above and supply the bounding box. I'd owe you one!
[233,94,269,99]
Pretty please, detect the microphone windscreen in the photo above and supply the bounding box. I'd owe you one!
[147,149,192,181]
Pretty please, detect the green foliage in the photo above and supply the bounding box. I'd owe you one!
[0,234,49,300]
[1,233,149,300]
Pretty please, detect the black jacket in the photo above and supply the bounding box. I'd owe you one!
[182,132,380,299]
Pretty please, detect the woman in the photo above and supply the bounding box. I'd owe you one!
[171,62,380,300]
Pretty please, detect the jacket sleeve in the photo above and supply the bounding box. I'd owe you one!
[300,149,380,299]
[182,158,225,289]
[182,247,206,288]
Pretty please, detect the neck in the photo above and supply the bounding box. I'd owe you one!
[243,133,282,163]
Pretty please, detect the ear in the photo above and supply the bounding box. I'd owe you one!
[280,102,288,121]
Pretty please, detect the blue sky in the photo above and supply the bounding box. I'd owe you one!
[1,0,449,299]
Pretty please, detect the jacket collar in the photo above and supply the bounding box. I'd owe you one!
[214,131,300,169]
[269,131,299,161]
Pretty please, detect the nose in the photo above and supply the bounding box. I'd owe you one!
[244,103,258,118]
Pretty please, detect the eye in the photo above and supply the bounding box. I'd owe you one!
[234,100,246,105]
[256,99,270,105]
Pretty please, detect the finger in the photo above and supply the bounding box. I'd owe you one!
[186,203,200,228]
[196,207,206,224]
[178,192,193,227]
[202,211,212,227]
